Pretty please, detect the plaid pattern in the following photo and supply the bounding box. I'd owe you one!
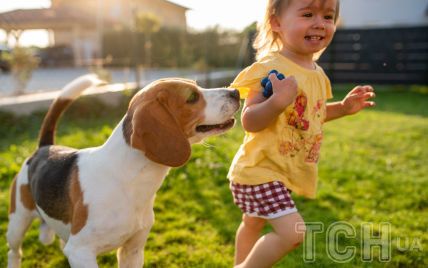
[230,181,297,219]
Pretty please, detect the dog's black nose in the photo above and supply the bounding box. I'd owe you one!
[229,89,240,101]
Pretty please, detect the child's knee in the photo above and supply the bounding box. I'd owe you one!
[291,221,306,247]
[292,229,305,248]
[276,229,305,251]
[242,214,266,231]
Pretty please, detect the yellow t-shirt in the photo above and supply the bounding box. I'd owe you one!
[228,52,333,199]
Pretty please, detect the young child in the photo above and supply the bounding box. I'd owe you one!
[228,0,376,267]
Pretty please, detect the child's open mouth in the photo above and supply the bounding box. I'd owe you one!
[305,35,324,41]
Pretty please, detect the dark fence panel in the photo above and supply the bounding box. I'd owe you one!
[318,26,428,85]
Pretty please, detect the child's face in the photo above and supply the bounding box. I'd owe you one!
[272,0,337,57]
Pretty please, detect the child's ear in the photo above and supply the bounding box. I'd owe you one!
[270,15,281,32]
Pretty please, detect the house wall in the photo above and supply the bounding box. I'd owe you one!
[133,0,187,29]
[339,0,428,28]
[50,0,187,66]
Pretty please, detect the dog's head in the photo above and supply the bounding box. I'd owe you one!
[123,78,240,167]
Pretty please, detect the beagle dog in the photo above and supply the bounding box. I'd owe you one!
[7,75,240,268]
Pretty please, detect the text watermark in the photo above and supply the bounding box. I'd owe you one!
[295,222,423,263]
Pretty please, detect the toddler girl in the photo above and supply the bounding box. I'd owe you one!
[228,0,376,267]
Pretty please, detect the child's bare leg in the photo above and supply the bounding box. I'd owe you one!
[235,214,266,265]
[236,212,306,268]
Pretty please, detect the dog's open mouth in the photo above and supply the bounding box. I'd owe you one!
[196,118,235,133]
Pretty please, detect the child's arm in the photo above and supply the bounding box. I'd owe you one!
[242,74,298,132]
[325,85,376,122]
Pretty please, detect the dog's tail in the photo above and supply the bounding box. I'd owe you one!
[38,74,105,147]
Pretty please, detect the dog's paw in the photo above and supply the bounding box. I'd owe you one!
[39,223,55,245]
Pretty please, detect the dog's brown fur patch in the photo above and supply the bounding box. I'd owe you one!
[9,176,17,214]
[126,79,206,167]
[69,167,88,235]
[39,98,73,147]
[20,184,36,211]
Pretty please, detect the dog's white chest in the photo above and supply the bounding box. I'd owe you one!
[74,158,169,252]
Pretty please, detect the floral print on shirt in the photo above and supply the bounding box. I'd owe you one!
[287,93,310,131]
[279,91,325,163]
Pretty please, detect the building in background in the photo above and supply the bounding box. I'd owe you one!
[339,0,428,29]
[318,0,428,85]
[0,0,188,66]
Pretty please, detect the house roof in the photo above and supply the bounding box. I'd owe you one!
[0,0,189,31]
[165,0,190,10]
[0,8,102,30]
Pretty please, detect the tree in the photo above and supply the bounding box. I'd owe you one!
[131,12,160,88]
[8,47,39,95]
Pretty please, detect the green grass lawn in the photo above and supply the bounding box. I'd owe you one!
[0,86,427,267]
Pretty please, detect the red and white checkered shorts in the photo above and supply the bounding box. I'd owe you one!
[230,181,297,219]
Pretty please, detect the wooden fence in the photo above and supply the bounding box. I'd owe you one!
[318,26,428,85]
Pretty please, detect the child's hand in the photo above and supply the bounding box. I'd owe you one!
[341,85,376,115]
[269,73,298,111]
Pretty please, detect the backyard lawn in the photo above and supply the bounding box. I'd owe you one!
[0,86,426,267]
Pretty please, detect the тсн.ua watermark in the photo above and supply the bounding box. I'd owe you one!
[296,221,424,263]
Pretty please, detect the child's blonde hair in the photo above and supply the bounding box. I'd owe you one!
[253,0,340,60]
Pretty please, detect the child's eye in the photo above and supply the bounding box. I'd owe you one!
[303,13,313,18]
[325,15,334,20]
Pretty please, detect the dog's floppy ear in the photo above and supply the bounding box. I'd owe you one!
[130,92,191,167]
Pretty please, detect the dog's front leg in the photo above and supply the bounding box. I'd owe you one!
[63,241,98,268]
[117,227,152,268]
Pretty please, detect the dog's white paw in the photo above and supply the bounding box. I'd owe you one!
[39,222,55,245]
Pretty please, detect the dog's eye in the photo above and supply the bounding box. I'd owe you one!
[186,91,199,104]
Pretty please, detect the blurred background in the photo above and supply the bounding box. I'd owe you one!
[0,0,426,96]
